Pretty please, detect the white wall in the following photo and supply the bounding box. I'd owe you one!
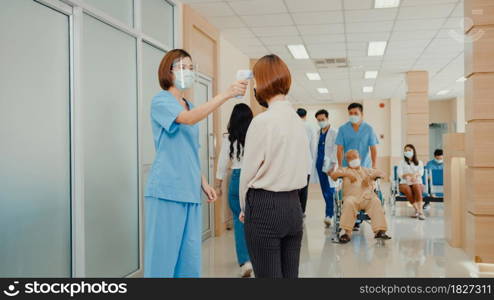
[218,36,251,134]
[363,99,390,157]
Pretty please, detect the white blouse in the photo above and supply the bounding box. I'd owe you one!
[239,100,310,212]
[216,134,243,180]
[397,159,424,185]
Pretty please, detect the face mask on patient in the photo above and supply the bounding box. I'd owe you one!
[348,159,361,168]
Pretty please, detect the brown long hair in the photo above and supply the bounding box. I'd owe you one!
[404,144,419,166]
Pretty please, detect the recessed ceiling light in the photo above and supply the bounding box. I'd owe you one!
[437,90,450,95]
[456,76,467,82]
[363,86,374,93]
[364,71,379,79]
[306,72,321,80]
[317,88,329,94]
[287,44,309,59]
[374,0,400,8]
[368,41,387,56]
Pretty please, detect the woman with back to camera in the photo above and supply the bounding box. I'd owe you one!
[144,49,248,278]
[397,144,426,220]
[239,54,310,278]
[215,103,254,278]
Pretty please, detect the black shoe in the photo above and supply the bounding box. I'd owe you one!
[339,234,351,244]
[375,230,391,240]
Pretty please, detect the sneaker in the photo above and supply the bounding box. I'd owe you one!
[411,212,419,218]
[324,217,331,228]
[418,213,426,220]
[240,262,253,278]
[375,230,392,240]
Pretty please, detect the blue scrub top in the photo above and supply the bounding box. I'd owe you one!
[335,121,379,168]
[144,90,201,204]
[425,160,444,171]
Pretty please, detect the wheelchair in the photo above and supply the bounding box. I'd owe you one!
[331,177,385,242]
[390,166,444,215]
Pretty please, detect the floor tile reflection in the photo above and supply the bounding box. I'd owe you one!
[202,184,475,278]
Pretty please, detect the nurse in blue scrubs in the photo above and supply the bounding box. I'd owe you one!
[144,49,248,278]
[335,102,379,169]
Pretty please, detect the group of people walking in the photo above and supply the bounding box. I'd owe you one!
[143,48,442,279]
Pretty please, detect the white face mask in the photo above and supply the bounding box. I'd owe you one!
[173,69,196,90]
[348,158,361,168]
[349,115,360,124]
[435,159,443,164]
[318,120,329,129]
[404,150,414,158]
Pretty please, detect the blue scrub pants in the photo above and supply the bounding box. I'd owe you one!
[228,169,250,266]
[316,167,334,218]
[144,197,201,278]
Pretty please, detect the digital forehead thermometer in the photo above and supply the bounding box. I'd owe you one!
[235,70,252,99]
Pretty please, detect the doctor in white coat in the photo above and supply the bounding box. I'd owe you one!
[314,109,338,228]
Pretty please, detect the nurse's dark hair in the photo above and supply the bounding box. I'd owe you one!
[348,102,363,112]
[434,149,443,156]
[252,54,291,102]
[404,144,419,166]
[315,109,328,118]
[227,103,253,161]
[158,49,192,90]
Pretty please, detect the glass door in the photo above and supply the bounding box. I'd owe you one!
[0,0,71,277]
[193,74,214,240]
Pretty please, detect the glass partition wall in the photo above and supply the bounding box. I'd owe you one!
[0,0,177,277]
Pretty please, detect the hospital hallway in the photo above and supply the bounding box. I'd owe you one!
[202,183,477,278]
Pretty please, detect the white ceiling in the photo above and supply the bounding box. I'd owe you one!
[180,0,466,104]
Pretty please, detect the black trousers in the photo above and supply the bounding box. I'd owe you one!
[244,188,304,278]
[298,175,310,213]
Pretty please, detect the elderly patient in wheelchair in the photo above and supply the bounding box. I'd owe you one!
[330,149,391,244]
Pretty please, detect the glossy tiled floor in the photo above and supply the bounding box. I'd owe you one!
[202,183,478,278]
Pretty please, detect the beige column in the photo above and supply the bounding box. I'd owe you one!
[405,71,430,162]
[443,133,466,248]
[463,0,494,263]
[390,98,403,175]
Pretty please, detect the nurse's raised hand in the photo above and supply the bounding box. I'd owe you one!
[225,80,248,99]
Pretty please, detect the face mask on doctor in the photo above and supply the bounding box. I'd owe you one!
[318,120,329,129]
[404,150,414,158]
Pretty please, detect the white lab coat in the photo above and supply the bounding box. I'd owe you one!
[304,121,317,179]
[312,127,338,187]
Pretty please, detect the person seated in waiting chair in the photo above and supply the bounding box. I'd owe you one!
[423,149,444,210]
[330,149,391,243]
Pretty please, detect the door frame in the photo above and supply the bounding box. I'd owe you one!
[195,72,215,240]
